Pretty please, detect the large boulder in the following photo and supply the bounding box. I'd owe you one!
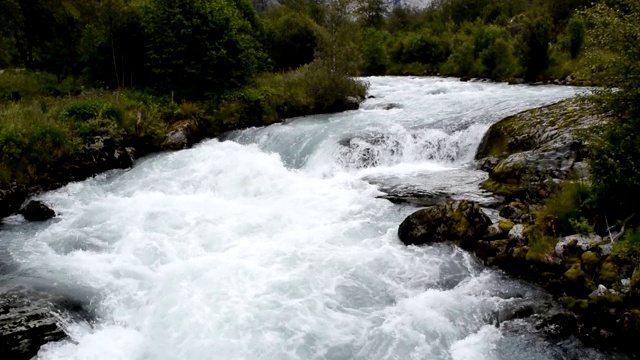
[476,99,604,200]
[398,200,492,248]
[19,201,55,221]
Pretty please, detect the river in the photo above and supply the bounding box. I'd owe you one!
[0,77,610,359]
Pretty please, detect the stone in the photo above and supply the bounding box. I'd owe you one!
[475,99,604,200]
[508,224,524,241]
[0,284,89,360]
[484,223,504,240]
[397,200,492,248]
[162,119,202,150]
[588,284,608,299]
[555,234,606,257]
[19,201,55,221]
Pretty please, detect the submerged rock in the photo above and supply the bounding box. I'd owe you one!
[19,201,55,221]
[398,200,491,247]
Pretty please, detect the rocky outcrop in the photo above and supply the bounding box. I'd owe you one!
[162,119,204,150]
[19,201,55,221]
[0,284,89,359]
[476,98,604,200]
[468,98,640,353]
[398,200,492,248]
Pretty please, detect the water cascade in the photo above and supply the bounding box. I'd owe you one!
[1,77,609,359]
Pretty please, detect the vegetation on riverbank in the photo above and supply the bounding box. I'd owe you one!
[0,0,367,197]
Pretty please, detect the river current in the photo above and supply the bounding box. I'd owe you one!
[0,77,610,359]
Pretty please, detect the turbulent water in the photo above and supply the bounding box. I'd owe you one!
[0,77,609,359]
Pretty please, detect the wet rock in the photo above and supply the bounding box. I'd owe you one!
[398,200,491,248]
[538,310,578,338]
[0,284,88,360]
[382,103,402,110]
[19,201,55,221]
[0,183,27,219]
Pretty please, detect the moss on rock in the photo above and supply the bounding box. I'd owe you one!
[498,220,514,233]
[397,200,492,248]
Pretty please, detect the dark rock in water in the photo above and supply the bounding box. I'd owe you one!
[460,76,471,82]
[0,183,27,219]
[398,200,491,248]
[0,284,89,359]
[19,201,55,221]
[382,103,402,110]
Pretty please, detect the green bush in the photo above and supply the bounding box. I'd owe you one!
[536,181,592,236]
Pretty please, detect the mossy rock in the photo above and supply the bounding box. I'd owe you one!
[598,261,619,285]
[498,220,514,233]
[581,251,601,270]
[563,263,596,296]
[397,200,492,248]
[561,296,589,313]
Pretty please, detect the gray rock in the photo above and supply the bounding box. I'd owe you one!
[508,224,524,241]
[19,201,55,222]
[485,223,504,240]
[162,119,201,150]
[398,200,492,248]
[555,234,607,257]
[588,284,608,299]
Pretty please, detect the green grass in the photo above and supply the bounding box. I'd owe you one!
[0,89,170,188]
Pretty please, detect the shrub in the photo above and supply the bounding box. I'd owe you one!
[536,181,592,236]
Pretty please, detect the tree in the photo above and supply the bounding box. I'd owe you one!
[579,0,640,216]
[567,17,585,59]
[519,14,553,81]
[144,0,267,99]
[264,7,318,71]
[80,0,147,88]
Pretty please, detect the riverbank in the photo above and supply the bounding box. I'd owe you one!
[398,97,640,355]
[0,70,366,223]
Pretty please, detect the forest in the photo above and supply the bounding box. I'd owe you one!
[0,0,639,224]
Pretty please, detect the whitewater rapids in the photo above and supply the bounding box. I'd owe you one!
[0,77,608,359]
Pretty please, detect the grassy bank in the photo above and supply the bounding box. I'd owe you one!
[0,69,366,194]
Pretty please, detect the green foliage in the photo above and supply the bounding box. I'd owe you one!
[144,0,268,99]
[360,29,390,75]
[580,1,640,217]
[567,17,586,59]
[519,14,553,81]
[0,90,169,189]
[536,181,593,236]
[526,230,557,262]
[264,7,317,71]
